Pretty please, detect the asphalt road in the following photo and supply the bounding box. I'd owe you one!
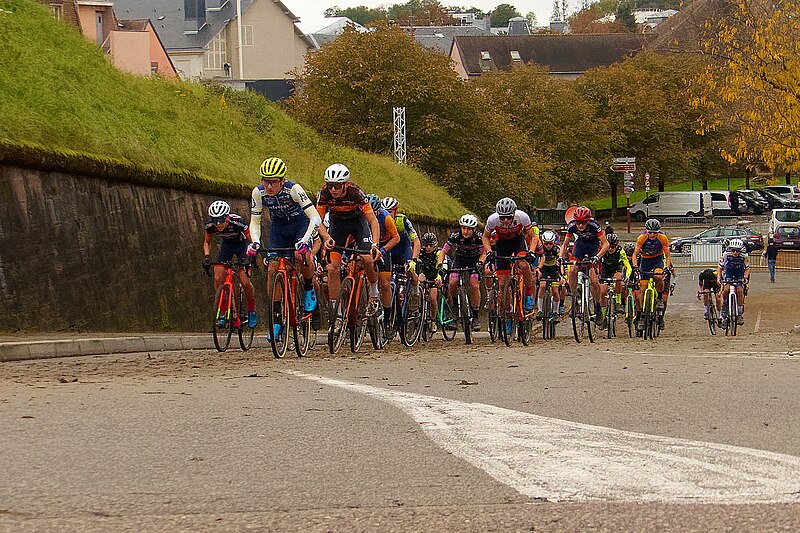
[2,273,799,532]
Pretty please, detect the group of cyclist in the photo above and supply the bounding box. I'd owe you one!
[203,157,751,343]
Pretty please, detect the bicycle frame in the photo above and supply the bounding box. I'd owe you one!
[722,279,746,336]
[639,272,660,340]
[209,260,253,352]
[494,255,535,346]
[697,288,719,336]
[569,259,596,344]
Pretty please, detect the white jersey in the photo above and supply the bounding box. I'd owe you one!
[485,210,532,241]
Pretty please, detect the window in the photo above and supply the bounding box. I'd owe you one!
[50,3,63,20]
[205,29,227,70]
[480,51,491,60]
[151,62,159,74]
[643,193,659,204]
[242,25,253,46]
[510,50,521,61]
[480,51,491,72]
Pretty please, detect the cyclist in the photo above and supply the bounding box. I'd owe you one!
[697,267,722,320]
[559,206,609,323]
[598,232,632,328]
[717,238,750,327]
[203,200,258,328]
[249,158,322,337]
[418,232,443,332]
[382,196,422,303]
[367,194,401,329]
[316,163,382,315]
[631,218,672,332]
[536,229,565,320]
[439,214,486,331]
[483,198,539,316]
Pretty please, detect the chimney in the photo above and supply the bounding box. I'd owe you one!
[483,15,491,34]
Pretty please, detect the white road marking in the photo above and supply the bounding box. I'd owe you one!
[287,370,800,504]
[754,310,763,333]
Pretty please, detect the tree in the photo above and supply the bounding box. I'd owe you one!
[525,11,538,27]
[694,0,800,171]
[490,3,522,26]
[286,25,546,214]
[615,0,636,32]
[550,0,568,22]
[387,0,450,26]
[324,5,388,25]
[568,5,628,34]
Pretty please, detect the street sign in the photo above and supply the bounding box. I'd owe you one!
[624,180,634,187]
[613,157,636,164]
[624,186,634,194]
[645,171,651,192]
[610,163,636,172]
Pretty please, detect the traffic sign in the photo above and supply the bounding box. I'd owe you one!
[613,157,636,164]
[624,180,634,187]
[624,186,634,194]
[610,163,636,172]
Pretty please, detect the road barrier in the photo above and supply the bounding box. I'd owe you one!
[672,244,800,271]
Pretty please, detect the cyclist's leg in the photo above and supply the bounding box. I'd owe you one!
[215,240,237,290]
[720,283,731,317]
[447,272,459,304]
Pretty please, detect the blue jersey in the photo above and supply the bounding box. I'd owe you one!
[390,213,418,261]
[250,180,312,222]
[719,252,748,280]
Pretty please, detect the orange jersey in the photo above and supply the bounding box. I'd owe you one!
[635,232,670,259]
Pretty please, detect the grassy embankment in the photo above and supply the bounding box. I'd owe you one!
[0,0,465,222]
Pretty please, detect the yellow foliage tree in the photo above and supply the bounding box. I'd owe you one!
[694,0,800,171]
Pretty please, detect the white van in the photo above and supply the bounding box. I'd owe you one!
[769,208,800,235]
[629,191,713,221]
[708,190,733,215]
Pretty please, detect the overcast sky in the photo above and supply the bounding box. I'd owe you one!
[283,0,556,30]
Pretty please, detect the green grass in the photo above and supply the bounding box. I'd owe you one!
[586,177,750,211]
[0,0,465,221]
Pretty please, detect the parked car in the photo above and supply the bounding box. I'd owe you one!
[708,190,732,215]
[763,185,800,202]
[773,225,800,249]
[732,189,770,214]
[669,225,764,254]
[629,191,712,221]
[769,208,800,235]
[751,188,800,209]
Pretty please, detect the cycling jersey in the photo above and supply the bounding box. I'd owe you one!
[601,247,632,278]
[539,244,560,267]
[719,251,749,280]
[698,268,719,289]
[485,211,532,241]
[635,232,670,259]
[376,208,400,246]
[204,213,251,243]
[390,213,418,263]
[418,247,440,279]
[249,180,320,246]
[316,183,371,221]
[442,230,484,268]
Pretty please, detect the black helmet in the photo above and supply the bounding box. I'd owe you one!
[607,233,619,245]
[422,232,438,245]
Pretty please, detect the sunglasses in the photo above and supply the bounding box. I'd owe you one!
[328,183,345,190]
[499,215,514,221]
[212,217,226,224]
[575,220,588,225]
[647,231,658,235]
[262,179,282,187]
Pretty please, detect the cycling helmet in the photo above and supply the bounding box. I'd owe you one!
[459,213,479,228]
[208,200,230,219]
[574,206,592,222]
[541,229,557,243]
[728,238,744,251]
[496,197,517,216]
[260,157,286,179]
[324,163,350,183]
[366,193,382,212]
[381,197,399,211]
[607,233,619,245]
[623,242,635,256]
[645,218,661,231]
[422,232,438,245]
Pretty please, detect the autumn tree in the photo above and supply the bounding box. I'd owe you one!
[694,0,800,172]
[324,5,388,25]
[568,4,629,34]
[387,0,450,26]
[286,25,547,214]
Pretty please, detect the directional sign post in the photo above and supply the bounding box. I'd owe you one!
[610,161,636,232]
[645,171,651,193]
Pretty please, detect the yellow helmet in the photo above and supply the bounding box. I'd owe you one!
[260,157,286,179]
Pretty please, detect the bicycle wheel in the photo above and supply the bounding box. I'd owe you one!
[420,289,431,343]
[440,295,457,341]
[542,293,551,340]
[501,282,516,347]
[458,284,473,345]
[519,315,532,346]
[571,283,585,343]
[329,277,352,354]
[235,277,255,351]
[729,293,738,337]
[212,283,233,352]
[402,281,423,347]
[384,283,399,343]
[350,279,369,353]
[625,293,635,338]
[268,271,290,359]
[707,299,717,336]
[606,298,615,339]
[293,277,312,357]
[585,285,597,344]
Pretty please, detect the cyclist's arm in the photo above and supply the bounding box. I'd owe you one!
[660,234,672,268]
[203,231,213,256]
[620,248,633,278]
[249,187,264,244]
[559,233,572,260]
[364,208,381,247]
[437,243,451,266]
[482,231,493,253]
[524,225,536,251]
[596,233,609,258]
[406,219,421,260]
[382,215,400,251]
[290,183,322,243]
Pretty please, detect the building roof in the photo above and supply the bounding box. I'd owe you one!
[113,0,313,52]
[409,25,486,54]
[117,19,150,32]
[646,0,730,52]
[452,33,652,76]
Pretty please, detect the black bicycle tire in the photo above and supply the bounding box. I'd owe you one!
[440,295,457,341]
[235,276,255,351]
[729,293,738,337]
[212,283,233,352]
[502,282,515,347]
[293,276,311,357]
[402,282,423,347]
[459,283,473,345]
[571,285,584,343]
[350,279,369,353]
[268,271,290,359]
[586,282,597,344]
[626,293,635,338]
[708,296,717,336]
[542,293,551,340]
[329,277,353,354]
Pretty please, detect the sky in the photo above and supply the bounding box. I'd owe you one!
[283,0,556,30]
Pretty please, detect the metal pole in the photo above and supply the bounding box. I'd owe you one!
[626,196,631,233]
[393,106,407,165]
[237,0,244,79]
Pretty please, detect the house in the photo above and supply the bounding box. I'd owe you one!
[405,25,487,55]
[112,0,317,87]
[36,0,177,77]
[450,34,652,80]
[299,17,368,49]
[645,0,729,53]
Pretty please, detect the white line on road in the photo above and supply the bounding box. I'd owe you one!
[286,370,800,504]
[754,310,763,333]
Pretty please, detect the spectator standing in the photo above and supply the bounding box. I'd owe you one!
[763,239,779,282]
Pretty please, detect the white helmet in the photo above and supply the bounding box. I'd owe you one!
[496,197,517,216]
[208,200,230,219]
[541,229,557,243]
[382,196,399,211]
[324,163,350,183]
[728,238,744,251]
[459,213,478,228]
